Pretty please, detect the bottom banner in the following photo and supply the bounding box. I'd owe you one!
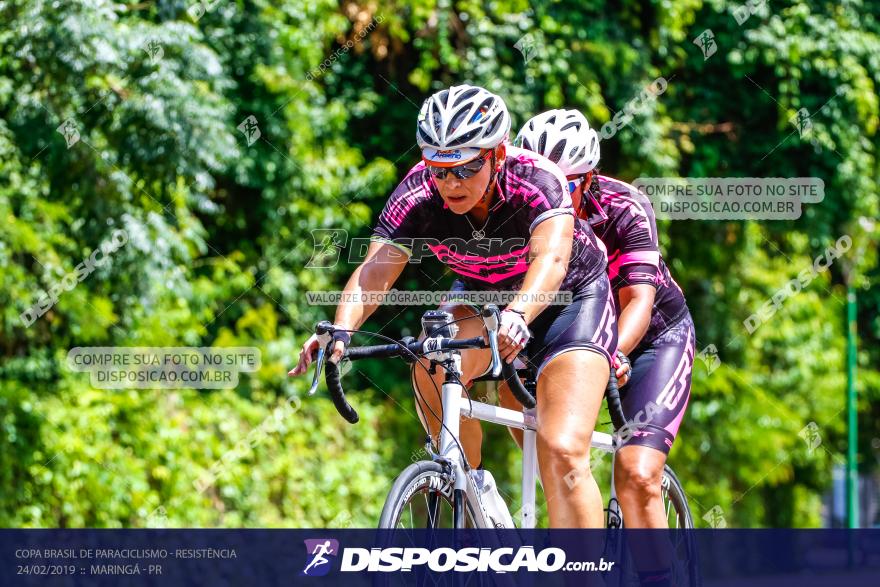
[1,529,879,586]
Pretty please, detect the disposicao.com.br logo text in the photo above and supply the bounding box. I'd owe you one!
[301,541,615,574]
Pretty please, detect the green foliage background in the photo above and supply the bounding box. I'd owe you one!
[0,0,878,527]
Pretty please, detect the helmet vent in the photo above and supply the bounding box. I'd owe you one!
[453,87,480,107]
[486,112,504,135]
[548,140,566,163]
[437,89,450,108]
[449,128,481,147]
[449,104,472,135]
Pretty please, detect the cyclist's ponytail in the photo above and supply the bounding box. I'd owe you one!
[586,167,602,200]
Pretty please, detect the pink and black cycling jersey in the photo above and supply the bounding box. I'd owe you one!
[580,175,690,347]
[371,145,608,293]
[580,175,693,454]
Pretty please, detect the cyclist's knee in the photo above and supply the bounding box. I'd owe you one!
[615,457,663,501]
[537,432,590,478]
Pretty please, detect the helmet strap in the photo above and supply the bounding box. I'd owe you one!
[480,150,500,203]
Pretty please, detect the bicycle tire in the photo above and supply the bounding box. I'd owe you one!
[662,465,693,529]
[662,465,701,587]
[607,466,700,587]
[378,460,479,529]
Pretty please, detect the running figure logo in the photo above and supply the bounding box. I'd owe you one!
[301,539,339,576]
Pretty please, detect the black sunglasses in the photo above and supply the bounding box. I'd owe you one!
[427,150,493,180]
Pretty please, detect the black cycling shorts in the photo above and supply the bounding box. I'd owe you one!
[445,276,617,385]
[618,311,695,455]
[520,274,618,379]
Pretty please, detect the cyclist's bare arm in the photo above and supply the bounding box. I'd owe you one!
[289,241,408,375]
[499,214,573,361]
[610,283,655,385]
[616,284,655,355]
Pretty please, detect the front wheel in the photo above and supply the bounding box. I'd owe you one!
[378,461,479,529]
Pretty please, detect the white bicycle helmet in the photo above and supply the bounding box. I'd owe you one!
[417,84,511,165]
[515,109,600,175]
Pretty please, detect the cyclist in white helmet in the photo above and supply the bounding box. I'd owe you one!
[517,109,695,534]
[293,86,618,528]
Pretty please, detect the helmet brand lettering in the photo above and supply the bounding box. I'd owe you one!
[434,150,462,159]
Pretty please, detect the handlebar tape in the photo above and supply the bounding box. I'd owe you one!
[324,360,359,424]
[502,360,536,409]
[346,344,403,360]
[605,369,627,432]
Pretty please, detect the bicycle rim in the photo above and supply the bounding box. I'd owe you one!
[379,461,478,529]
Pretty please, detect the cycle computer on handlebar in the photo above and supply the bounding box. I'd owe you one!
[421,310,458,338]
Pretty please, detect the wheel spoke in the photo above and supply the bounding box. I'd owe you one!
[424,492,435,528]
[396,488,473,529]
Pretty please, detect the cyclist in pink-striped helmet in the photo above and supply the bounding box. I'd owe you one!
[519,109,694,539]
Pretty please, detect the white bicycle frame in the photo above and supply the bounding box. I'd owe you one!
[434,357,619,529]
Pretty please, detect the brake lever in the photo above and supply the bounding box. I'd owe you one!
[308,321,334,395]
[481,304,502,378]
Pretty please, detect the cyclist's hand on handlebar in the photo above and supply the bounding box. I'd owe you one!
[289,333,321,376]
[498,309,530,364]
[327,329,351,364]
[327,339,346,364]
[288,327,352,376]
[613,350,631,387]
